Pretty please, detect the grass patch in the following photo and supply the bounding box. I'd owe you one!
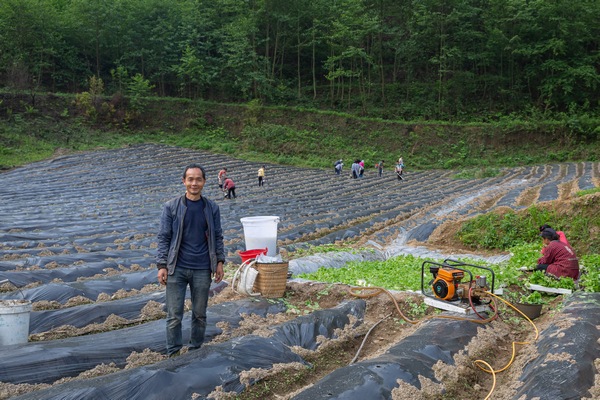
[2,92,599,171]
[453,167,501,180]
[577,187,600,197]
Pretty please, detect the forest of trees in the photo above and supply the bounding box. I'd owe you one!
[0,0,598,120]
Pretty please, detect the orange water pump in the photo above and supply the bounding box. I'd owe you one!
[422,259,495,304]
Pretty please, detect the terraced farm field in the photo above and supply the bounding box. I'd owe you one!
[1,145,599,400]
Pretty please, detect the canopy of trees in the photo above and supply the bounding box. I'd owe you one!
[0,0,598,119]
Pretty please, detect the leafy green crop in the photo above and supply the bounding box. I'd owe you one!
[528,270,575,290]
[298,251,522,292]
[580,254,600,292]
[519,291,544,305]
[297,254,427,291]
[296,244,599,294]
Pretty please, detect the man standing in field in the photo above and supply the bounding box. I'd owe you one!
[156,163,225,356]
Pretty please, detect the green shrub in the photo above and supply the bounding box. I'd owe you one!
[457,207,560,250]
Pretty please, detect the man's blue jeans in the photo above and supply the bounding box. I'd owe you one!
[165,267,212,355]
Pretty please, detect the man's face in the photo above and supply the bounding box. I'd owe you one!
[183,168,205,196]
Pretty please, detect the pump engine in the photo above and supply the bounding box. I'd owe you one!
[422,260,495,305]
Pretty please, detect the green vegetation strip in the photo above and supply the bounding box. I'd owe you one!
[297,245,600,293]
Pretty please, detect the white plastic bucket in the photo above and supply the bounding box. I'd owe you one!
[240,216,280,257]
[0,299,32,346]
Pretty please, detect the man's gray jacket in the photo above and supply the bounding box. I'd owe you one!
[156,194,225,274]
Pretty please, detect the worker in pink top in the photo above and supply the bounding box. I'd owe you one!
[536,228,579,279]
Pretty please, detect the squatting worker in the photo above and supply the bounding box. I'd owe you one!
[156,163,225,356]
[536,228,579,279]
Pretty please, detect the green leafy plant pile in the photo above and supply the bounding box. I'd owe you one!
[297,244,599,295]
[518,291,545,305]
[527,270,576,290]
[297,246,536,293]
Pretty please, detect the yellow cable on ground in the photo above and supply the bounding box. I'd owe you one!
[476,360,496,400]
[474,291,539,371]
[348,287,540,400]
[473,291,539,399]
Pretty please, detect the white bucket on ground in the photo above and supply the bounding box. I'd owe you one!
[240,216,280,257]
[0,299,32,346]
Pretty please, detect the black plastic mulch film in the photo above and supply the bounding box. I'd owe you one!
[11,300,365,400]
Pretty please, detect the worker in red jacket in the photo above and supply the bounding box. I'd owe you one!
[223,178,236,199]
[536,228,579,279]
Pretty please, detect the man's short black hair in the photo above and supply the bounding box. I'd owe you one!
[183,163,206,180]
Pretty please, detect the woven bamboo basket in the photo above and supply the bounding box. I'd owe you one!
[253,262,289,298]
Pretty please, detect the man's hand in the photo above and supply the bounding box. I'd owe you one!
[213,262,224,283]
[158,268,168,285]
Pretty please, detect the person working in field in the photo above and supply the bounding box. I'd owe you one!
[257,166,265,187]
[223,177,236,199]
[395,159,404,180]
[535,228,579,279]
[539,224,570,246]
[217,167,227,190]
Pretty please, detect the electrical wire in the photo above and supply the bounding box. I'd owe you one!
[475,291,540,370]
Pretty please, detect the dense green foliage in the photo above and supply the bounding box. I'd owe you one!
[580,254,600,292]
[457,202,600,254]
[2,93,599,172]
[0,0,598,121]
[298,254,426,291]
[518,291,544,305]
[296,252,527,291]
